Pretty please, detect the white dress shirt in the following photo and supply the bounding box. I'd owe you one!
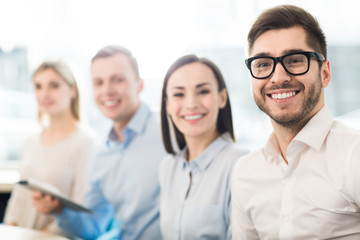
[232,106,360,240]
[160,133,248,240]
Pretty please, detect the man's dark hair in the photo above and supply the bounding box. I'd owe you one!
[248,5,327,59]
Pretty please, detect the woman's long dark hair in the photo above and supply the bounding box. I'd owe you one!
[160,54,235,154]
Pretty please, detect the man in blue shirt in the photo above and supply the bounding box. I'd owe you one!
[32,45,167,240]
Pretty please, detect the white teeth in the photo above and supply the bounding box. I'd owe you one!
[184,114,203,120]
[104,100,119,106]
[271,92,296,100]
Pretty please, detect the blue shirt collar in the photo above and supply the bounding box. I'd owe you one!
[106,102,151,146]
[180,132,232,171]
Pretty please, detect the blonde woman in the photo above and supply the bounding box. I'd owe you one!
[4,60,97,236]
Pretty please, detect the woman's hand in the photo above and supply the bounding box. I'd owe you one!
[6,222,17,226]
[32,191,63,214]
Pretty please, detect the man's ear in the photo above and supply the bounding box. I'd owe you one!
[138,78,144,93]
[321,60,331,88]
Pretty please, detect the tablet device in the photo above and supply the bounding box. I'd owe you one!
[18,179,92,213]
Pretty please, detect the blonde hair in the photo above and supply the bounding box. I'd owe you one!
[33,60,80,121]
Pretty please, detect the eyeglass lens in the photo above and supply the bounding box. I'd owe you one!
[251,54,308,79]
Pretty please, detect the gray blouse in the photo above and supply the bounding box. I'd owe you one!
[159,133,248,240]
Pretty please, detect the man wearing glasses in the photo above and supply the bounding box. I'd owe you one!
[232,5,360,239]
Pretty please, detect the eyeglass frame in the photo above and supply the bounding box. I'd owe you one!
[245,51,326,80]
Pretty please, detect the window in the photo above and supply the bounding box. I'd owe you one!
[1,0,360,163]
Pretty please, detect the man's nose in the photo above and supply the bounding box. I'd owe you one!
[102,81,114,94]
[270,62,291,84]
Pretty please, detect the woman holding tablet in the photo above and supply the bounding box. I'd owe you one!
[4,60,96,236]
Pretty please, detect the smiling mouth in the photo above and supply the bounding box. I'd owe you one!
[183,114,204,120]
[104,100,120,107]
[269,91,299,100]
[41,102,53,106]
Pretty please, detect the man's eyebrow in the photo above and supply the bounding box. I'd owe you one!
[251,52,271,58]
[109,74,124,80]
[251,49,306,58]
[282,49,305,55]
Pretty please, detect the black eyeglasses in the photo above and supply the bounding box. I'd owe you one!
[245,51,326,80]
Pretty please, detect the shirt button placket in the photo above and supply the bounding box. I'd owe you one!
[279,174,293,240]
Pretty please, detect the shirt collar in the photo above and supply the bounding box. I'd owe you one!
[106,102,151,145]
[263,132,282,160]
[181,132,232,171]
[263,105,334,159]
[293,105,334,151]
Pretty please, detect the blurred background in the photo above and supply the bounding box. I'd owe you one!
[1,0,360,166]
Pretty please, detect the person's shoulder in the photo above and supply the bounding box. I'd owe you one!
[215,142,250,169]
[233,147,263,172]
[75,124,100,145]
[135,106,160,135]
[19,132,42,156]
[140,110,165,147]
[159,153,179,182]
[146,110,161,126]
[332,120,360,135]
[160,153,178,169]
[224,142,249,158]
[23,132,42,146]
[76,124,97,137]
[231,148,263,190]
[329,120,360,147]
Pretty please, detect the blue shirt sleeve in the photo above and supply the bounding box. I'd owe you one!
[56,181,122,240]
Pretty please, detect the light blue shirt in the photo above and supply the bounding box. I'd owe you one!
[159,133,248,240]
[56,102,167,240]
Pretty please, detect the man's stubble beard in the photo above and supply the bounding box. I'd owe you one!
[254,74,322,130]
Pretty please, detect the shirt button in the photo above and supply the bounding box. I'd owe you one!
[283,216,290,222]
[283,175,291,184]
